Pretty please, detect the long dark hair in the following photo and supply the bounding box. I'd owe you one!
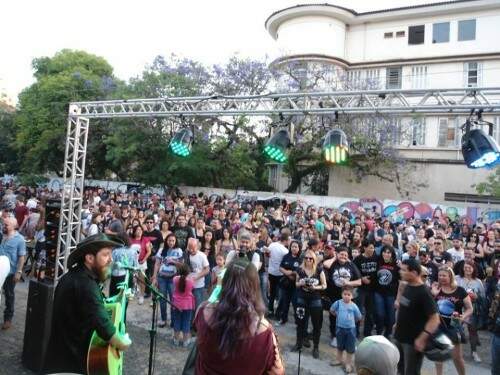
[210,258,265,359]
[177,263,190,293]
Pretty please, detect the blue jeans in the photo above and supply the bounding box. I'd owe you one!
[172,308,193,334]
[157,276,174,322]
[278,286,297,323]
[192,287,205,312]
[2,274,15,322]
[374,292,396,337]
[259,272,269,309]
[492,334,500,375]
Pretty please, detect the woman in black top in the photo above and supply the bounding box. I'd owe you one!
[277,240,302,325]
[374,245,400,337]
[431,267,473,375]
[292,250,327,359]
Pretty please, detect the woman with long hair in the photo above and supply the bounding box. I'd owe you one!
[201,230,217,291]
[456,260,486,362]
[292,250,327,358]
[277,240,301,325]
[152,233,183,327]
[159,219,172,247]
[431,267,473,375]
[130,225,152,305]
[217,227,238,258]
[374,245,400,338]
[195,258,284,374]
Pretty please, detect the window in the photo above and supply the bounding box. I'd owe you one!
[396,31,406,38]
[366,69,381,88]
[384,32,393,39]
[411,65,428,89]
[410,117,426,145]
[433,22,450,43]
[464,62,482,87]
[458,19,476,41]
[438,118,459,147]
[408,25,425,45]
[386,67,402,89]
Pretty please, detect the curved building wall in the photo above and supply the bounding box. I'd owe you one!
[276,16,346,59]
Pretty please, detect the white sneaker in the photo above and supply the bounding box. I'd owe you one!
[138,296,144,305]
[330,337,337,348]
[472,352,481,363]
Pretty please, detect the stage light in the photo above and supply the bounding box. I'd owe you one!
[264,129,290,163]
[461,120,500,169]
[323,129,348,164]
[169,129,193,157]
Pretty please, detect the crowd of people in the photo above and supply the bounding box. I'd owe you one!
[0,183,499,374]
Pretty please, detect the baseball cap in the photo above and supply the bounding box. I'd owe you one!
[355,335,399,375]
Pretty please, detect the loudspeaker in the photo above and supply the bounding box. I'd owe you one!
[44,199,61,282]
[22,279,55,373]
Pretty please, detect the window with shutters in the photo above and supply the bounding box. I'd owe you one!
[386,67,402,89]
[464,62,481,87]
[366,69,381,89]
[410,117,426,146]
[347,70,362,88]
[408,25,425,45]
[438,118,459,147]
[411,65,428,89]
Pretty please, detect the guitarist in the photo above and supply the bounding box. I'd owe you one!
[44,233,132,374]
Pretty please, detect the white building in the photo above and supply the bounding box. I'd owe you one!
[265,0,500,204]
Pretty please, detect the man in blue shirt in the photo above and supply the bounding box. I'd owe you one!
[0,217,26,330]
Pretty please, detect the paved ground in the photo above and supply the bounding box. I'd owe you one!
[0,279,494,374]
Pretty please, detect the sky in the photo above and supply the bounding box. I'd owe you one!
[0,0,446,103]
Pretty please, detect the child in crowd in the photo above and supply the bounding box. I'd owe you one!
[330,286,362,374]
[172,263,195,347]
[209,254,226,303]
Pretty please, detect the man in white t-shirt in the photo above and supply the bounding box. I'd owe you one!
[225,230,261,271]
[266,233,290,317]
[187,238,209,310]
[446,237,465,264]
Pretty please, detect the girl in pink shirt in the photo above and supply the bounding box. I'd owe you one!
[172,263,195,347]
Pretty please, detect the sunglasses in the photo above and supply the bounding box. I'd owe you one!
[304,257,314,260]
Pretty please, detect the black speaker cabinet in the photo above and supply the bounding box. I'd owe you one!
[22,279,55,373]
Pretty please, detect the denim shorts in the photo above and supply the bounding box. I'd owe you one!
[336,327,356,353]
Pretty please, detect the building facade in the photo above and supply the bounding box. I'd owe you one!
[265,0,500,204]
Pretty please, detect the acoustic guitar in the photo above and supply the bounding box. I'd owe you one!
[87,271,131,375]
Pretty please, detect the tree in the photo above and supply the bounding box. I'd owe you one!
[271,59,425,196]
[0,101,20,174]
[474,167,500,197]
[14,49,120,175]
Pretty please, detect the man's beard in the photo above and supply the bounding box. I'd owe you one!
[93,264,110,282]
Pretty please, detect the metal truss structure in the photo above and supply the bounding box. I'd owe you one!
[55,87,500,280]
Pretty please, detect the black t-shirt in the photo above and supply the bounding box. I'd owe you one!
[296,266,323,299]
[375,260,400,296]
[353,254,378,291]
[431,251,452,266]
[280,253,301,273]
[395,284,437,344]
[143,229,163,253]
[326,260,361,299]
[423,260,439,284]
[435,286,468,326]
[173,226,194,251]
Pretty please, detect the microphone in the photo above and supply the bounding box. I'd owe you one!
[115,262,141,271]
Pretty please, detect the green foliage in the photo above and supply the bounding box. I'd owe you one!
[475,167,500,197]
[0,105,20,174]
[15,173,49,187]
[14,49,119,175]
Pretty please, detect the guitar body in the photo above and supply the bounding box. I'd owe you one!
[87,274,130,375]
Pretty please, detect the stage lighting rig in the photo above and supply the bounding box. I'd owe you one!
[461,110,500,169]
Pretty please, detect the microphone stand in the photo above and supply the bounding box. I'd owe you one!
[135,270,170,375]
